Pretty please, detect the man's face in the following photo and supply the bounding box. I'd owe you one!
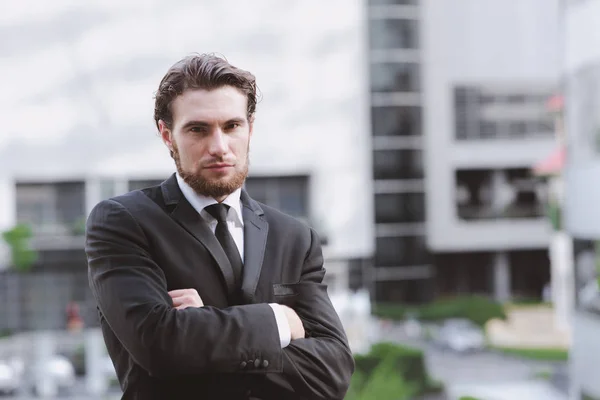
[159,86,253,201]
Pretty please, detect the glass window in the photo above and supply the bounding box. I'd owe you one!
[372,106,421,137]
[455,87,474,106]
[16,182,85,234]
[455,84,555,141]
[479,121,498,139]
[128,179,165,191]
[55,182,86,225]
[374,279,435,304]
[375,193,425,223]
[508,121,528,138]
[373,149,424,180]
[455,119,469,140]
[371,63,420,93]
[369,19,418,50]
[99,180,116,200]
[375,235,430,266]
[245,176,309,220]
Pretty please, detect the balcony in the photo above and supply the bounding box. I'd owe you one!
[457,204,546,221]
[15,182,86,251]
[456,168,547,222]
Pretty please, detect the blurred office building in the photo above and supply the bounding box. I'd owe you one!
[0,0,374,332]
[563,0,600,398]
[368,0,561,303]
[0,0,565,335]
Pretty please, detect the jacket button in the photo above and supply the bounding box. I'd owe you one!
[254,359,261,368]
[240,361,247,369]
[262,360,269,368]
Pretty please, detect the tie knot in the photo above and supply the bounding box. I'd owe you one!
[205,203,230,222]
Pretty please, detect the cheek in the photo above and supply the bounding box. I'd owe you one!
[179,139,206,163]
[232,138,250,158]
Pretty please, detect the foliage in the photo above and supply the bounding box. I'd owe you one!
[493,346,569,361]
[71,217,87,236]
[353,357,416,400]
[373,295,506,327]
[507,297,551,307]
[546,200,561,231]
[2,224,38,272]
[0,329,12,338]
[532,367,553,380]
[347,342,443,399]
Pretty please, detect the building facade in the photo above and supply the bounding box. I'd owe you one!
[368,0,561,303]
[563,0,600,398]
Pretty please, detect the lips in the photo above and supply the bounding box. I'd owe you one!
[205,163,233,169]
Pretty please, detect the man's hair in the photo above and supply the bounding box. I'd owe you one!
[153,53,258,130]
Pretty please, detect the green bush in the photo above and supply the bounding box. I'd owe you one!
[373,295,506,327]
[348,342,443,399]
[493,346,569,361]
[2,224,38,272]
[546,201,561,231]
[354,357,416,400]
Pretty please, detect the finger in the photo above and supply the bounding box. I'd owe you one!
[171,298,184,307]
[168,289,191,297]
[175,304,190,310]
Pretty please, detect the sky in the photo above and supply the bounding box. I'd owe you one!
[0,0,367,176]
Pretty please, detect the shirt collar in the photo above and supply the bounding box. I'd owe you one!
[175,173,243,225]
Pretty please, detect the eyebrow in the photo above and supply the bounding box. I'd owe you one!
[181,118,246,130]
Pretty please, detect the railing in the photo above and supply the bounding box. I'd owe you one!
[0,270,98,334]
[457,204,546,220]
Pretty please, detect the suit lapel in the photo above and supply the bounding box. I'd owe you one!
[240,190,268,303]
[161,174,236,299]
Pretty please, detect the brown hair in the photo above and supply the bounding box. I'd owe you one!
[153,53,259,130]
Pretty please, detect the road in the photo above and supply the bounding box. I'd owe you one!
[378,325,569,400]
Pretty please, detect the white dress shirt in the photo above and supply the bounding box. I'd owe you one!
[176,174,291,348]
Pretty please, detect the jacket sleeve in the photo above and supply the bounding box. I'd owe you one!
[85,199,283,377]
[263,228,355,400]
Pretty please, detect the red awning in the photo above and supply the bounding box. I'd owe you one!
[533,146,566,176]
[545,94,564,113]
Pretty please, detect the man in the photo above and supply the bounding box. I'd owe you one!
[85,54,354,400]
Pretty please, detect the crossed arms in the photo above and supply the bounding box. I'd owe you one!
[85,199,354,399]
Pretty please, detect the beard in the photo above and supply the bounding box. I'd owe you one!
[172,142,249,199]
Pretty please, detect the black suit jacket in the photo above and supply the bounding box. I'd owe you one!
[85,174,354,399]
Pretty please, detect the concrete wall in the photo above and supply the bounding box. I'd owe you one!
[563,0,600,239]
[0,0,374,260]
[564,1,600,399]
[421,0,560,251]
[570,311,600,398]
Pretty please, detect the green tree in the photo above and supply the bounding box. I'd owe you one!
[2,224,38,272]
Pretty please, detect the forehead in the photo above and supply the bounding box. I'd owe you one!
[171,86,248,125]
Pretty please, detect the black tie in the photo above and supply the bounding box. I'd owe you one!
[204,204,243,289]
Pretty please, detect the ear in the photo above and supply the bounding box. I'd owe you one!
[158,120,173,152]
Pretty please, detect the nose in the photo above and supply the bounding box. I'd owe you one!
[208,129,228,157]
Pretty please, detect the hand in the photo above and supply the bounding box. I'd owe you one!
[281,305,305,340]
[168,288,204,310]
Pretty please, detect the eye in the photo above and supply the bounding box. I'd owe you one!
[226,123,240,130]
[190,126,205,133]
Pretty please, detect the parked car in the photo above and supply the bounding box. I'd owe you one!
[433,318,486,353]
[12,354,76,396]
[0,360,19,396]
